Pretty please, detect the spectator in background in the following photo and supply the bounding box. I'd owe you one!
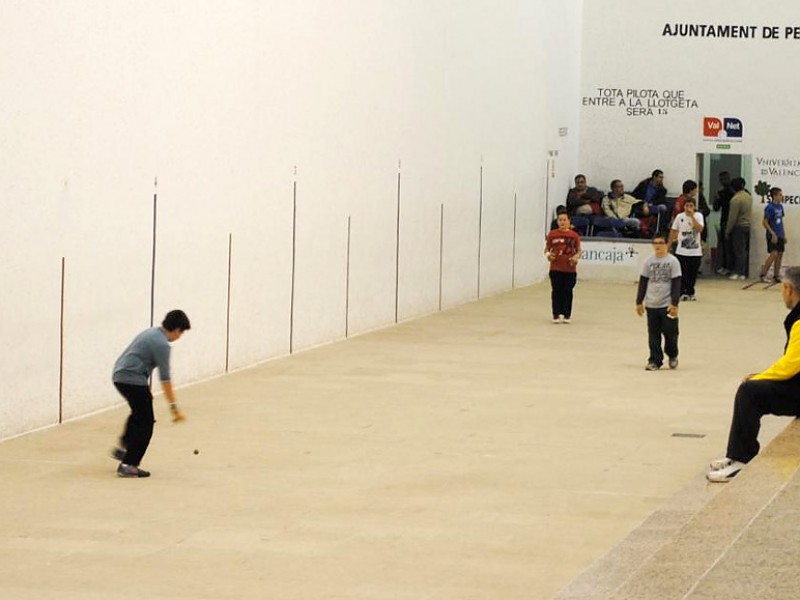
[760,187,787,282]
[725,177,753,280]
[602,179,643,236]
[632,169,671,232]
[566,174,604,217]
[714,171,735,275]
[672,179,698,219]
[670,194,704,301]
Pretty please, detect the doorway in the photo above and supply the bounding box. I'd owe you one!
[697,153,752,276]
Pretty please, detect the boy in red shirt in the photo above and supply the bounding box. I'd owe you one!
[545,212,581,323]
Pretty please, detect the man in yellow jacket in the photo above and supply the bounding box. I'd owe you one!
[708,266,800,482]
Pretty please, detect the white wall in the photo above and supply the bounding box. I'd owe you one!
[579,0,800,273]
[0,1,583,440]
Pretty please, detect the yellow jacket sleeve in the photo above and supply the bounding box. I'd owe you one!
[751,321,800,381]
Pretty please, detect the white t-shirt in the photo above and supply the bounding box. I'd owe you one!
[671,212,704,257]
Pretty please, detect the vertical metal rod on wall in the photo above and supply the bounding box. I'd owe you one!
[394,161,401,323]
[477,163,483,299]
[512,192,518,289]
[225,233,232,373]
[544,157,553,230]
[59,257,65,424]
[150,177,158,327]
[290,170,297,354]
[345,216,351,338]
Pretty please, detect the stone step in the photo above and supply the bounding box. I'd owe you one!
[555,419,800,599]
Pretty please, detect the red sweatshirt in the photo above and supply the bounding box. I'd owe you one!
[545,229,581,273]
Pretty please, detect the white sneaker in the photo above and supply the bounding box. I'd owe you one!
[562,317,571,324]
[680,294,690,301]
[558,314,566,323]
[552,317,560,324]
[709,457,732,470]
[716,268,730,275]
[707,460,746,482]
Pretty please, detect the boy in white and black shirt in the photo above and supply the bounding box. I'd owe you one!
[670,187,704,301]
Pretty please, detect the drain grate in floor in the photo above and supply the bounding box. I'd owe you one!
[671,432,706,438]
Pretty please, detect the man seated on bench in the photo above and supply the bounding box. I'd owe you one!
[707,266,800,482]
[632,169,671,233]
[599,179,644,237]
[566,174,604,218]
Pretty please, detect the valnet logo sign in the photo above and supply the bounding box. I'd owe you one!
[703,117,743,142]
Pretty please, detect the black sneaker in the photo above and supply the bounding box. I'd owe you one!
[110,447,125,461]
[117,464,150,478]
[645,362,661,371]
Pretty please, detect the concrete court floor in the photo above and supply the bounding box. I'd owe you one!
[0,277,789,600]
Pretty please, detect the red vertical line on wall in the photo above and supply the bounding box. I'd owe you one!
[477,164,483,299]
[225,233,232,373]
[290,172,297,354]
[512,192,518,289]
[345,216,351,338]
[439,203,444,312]
[394,161,401,323]
[59,257,65,423]
[150,177,158,327]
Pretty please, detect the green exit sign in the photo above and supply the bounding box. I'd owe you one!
[716,144,731,150]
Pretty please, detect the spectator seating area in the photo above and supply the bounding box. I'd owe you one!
[555,198,676,239]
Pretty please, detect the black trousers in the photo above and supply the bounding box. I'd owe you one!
[676,254,701,296]
[114,382,155,467]
[549,271,577,318]
[730,226,750,276]
[726,379,800,463]
[646,307,678,366]
[718,226,731,271]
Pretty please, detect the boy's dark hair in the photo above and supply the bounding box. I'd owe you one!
[609,179,622,190]
[770,187,783,198]
[682,180,698,195]
[163,310,191,332]
[652,234,667,243]
[651,169,664,179]
[555,205,568,215]
[730,177,746,192]
[684,198,696,206]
